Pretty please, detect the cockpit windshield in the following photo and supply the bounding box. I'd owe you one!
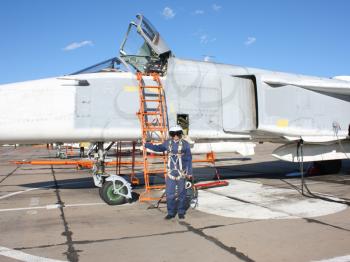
[70,57,130,75]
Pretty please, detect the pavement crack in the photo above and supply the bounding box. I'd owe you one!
[0,166,19,184]
[199,220,257,230]
[304,217,350,232]
[15,230,189,251]
[74,229,189,244]
[51,166,79,262]
[179,221,255,262]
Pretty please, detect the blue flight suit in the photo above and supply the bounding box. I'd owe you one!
[145,139,192,216]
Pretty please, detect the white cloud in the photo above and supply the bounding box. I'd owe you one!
[63,40,93,51]
[194,9,205,15]
[199,34,216,44]
[212,4,222,11]
[200,34,209,44]
[203,56,211,62]
[245,37,256,46]
[162,7,175,19]
[194,30,216,45]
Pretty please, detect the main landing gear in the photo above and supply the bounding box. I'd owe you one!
[92,142,132,205]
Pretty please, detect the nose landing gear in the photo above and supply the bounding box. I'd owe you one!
[92,142,132,205]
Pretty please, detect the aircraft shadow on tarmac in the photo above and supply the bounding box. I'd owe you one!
[18,159,350,191]
[20,177,95,189]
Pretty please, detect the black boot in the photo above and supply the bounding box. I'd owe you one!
[164,214,175,220]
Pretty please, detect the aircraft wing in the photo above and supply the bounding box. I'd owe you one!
[261,74,350,95]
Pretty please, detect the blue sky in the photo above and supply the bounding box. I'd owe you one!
[0,0,349,84]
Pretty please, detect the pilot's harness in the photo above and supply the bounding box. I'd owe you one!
[167,139,187,181]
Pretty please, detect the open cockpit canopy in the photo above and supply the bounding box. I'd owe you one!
[119,14,171,74]
[70,15,171,76]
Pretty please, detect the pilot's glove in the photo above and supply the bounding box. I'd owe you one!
[183,170,192,180]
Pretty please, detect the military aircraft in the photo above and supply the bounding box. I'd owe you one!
[0,14,349,204]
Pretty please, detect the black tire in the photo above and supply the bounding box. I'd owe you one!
[59,152,67,159]
[314,160,342,175]
[99,187,104,200]
[101,181,128,205]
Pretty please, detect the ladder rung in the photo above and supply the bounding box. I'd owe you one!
[146,169,166,174]
[144,93,160,97]
[144,108,159,112]
[142,99,162,102]
[144,127,165,131]
[145,160,166,163]
[144,122,161,126]
[143,127,166,131]
[148,185,166,189]
[146,154,166,159]
[142,112,162,115]
[144,124,164,127]
[142,86,161,89]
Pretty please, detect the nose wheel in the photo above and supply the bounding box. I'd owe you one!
[100,180,130,205]
[93,142,132,205]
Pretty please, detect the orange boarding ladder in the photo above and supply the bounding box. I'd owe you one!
[136,72,168,202]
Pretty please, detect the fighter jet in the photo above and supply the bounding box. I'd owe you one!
[0,14,349,204]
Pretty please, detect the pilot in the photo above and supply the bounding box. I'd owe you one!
[144,125,192,220]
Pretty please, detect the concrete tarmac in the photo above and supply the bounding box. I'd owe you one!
[0,144,349,262]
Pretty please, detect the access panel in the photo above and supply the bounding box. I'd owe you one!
[221,75,256,132]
